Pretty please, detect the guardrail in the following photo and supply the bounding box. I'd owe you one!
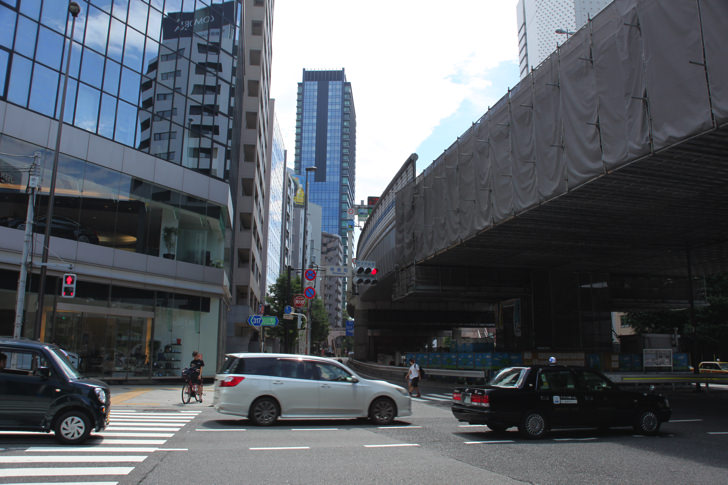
[348,360,728,389]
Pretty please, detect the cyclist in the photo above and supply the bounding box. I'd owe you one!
[189,351,205,399]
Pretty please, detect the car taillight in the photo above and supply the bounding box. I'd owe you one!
[471,393,490,407]
[220,376,245,387]
[453,391,462,401]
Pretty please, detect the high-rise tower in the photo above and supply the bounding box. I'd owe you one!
[294,69,356,261]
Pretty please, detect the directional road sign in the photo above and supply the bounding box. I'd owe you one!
[284,305,293,314]
[261,316,278,327]
[247,315,263,327]
[304,287,316,299]
[324,265,349,277]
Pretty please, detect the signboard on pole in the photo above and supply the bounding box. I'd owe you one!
[294,294,306,308]
[304,269,317,281]
[324,265,349,277]
[304,287,316,299]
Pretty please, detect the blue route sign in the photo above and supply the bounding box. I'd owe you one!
[304,287,316,299]
[247,315,263,327]
[284,305,293,314]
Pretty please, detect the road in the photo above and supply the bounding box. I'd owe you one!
[0,383,726,484]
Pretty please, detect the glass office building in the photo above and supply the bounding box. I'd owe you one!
[0,0,240,378]
[294,69,356,260]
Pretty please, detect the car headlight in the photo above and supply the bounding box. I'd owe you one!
[94,387,107,404]
[395,386,409,397]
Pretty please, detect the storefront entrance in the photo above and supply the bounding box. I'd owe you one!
[46,304,154,379]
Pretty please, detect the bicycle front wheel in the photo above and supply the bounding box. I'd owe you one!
[181,382,192,404]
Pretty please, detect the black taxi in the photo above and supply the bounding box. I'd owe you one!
[0,338,110,444]
[451,364,671,439]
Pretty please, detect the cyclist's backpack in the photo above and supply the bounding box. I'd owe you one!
[419,365,426,380]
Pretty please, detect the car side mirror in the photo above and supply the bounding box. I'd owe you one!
[347,376,359,383]
[35,366,51,379]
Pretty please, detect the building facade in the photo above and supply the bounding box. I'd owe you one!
[263,100,285,294]
[517,0,611,78]
[320,231,344,329]
[0,0,247,377]
[225,0,275,353]
[294,69,356,262]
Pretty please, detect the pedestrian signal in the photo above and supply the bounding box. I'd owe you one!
[62,273,77,298]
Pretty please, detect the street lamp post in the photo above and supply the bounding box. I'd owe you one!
[555,28,575,38]
[34,1,81,339]
[301,165,316,354]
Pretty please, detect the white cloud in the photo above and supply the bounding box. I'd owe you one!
[270,0,519,200]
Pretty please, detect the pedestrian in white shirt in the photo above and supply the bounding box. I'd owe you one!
[407,358,421,397]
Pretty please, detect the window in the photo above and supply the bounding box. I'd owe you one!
[249,49,261,66]
[540,370,576,392]
[156,93,172,101]
[251,20,263,36]
[161,70,181,80]
[578,370,611,392]
[153,132,176,141]
[0,349,52,377]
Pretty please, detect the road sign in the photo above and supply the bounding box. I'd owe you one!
[304,287,316,299]
[261,316,278,327]
[247,315,263,327]
[347,207,355,216]
[304,269,317,281]
[284,305,293,314]
[323,265,349,277]
[294,294,306,308]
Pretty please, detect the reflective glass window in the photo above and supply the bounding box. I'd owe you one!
[0,6,16,48]
[75,83,100,132]
[107,17,125,62]
[55,78,77,124]
[98,93,116,138]
[112,0,129,22]
[94,0,113,14]
[114,99,138,145]
[84,6,110,55]
[9,55,31,106]
[19,0,40,18]
[143,38,159,73]
[29,63,59,116]
[119,66,140,104]
[147,6,162,43]
[103,58,121,95]
[14,15,37,58]
[81,48,104,88]
[127,0,148,32]
[0,49,8,95]
[122,25,144,71]
[40,0,67,34]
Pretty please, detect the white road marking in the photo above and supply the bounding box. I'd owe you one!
[458,424,488,428]
[107,422,183,427]
[26,447,164,453]
[94,439,167,445]
[670,419,703,423]
[291,428,339,431]
[465,440,515,444]
[378,426,422,429]
[707,431,728,435]
[98,432,175,438]
[250,446,311,451]
[105,427,181,432]
[552,437,598,441]
[0,455,147,463]
[0,467,134,478]
[363,443,420,448]
[0,482,117,485]
[196,429,246,432]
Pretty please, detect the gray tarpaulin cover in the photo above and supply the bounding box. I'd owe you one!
[394,0,727,266]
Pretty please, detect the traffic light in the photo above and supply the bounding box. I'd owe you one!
[354,261,378,285]
[61,273,77,298]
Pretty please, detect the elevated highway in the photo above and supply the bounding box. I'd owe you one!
[351,0,728,362]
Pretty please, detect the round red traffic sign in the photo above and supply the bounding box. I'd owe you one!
[294,294,306,308]
[304,287,316,299]
[304,269,317,281]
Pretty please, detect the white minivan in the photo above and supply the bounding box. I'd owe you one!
[213,353,411,425]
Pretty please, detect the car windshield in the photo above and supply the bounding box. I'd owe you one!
[48,347,82,379]
[720,363,728,371]
[489,367,526,387]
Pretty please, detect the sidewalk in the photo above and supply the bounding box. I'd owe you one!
[110,383,210,410]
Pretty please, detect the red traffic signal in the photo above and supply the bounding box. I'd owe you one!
[62,273,77,298]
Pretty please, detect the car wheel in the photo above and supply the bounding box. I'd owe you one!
[54,410,91,444]
[487,423,510,433]
[250,397,279,426]
[369,397,396,425]
[633,410,661,436]
[519,411,548,439]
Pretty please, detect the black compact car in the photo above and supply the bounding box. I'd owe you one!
[0,338,110,444]
[8,216,99,244]
[451,365,671,439]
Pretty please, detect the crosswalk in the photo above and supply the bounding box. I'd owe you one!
[413,391,453,403]
[0,409,199,484]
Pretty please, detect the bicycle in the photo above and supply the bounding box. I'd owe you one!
[181,370,203,404]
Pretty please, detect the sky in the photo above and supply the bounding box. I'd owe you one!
[269,0,521,205]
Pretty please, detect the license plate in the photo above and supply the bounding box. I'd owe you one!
[464,394,471,404]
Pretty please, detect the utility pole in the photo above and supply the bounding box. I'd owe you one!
[13,152,41,338]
